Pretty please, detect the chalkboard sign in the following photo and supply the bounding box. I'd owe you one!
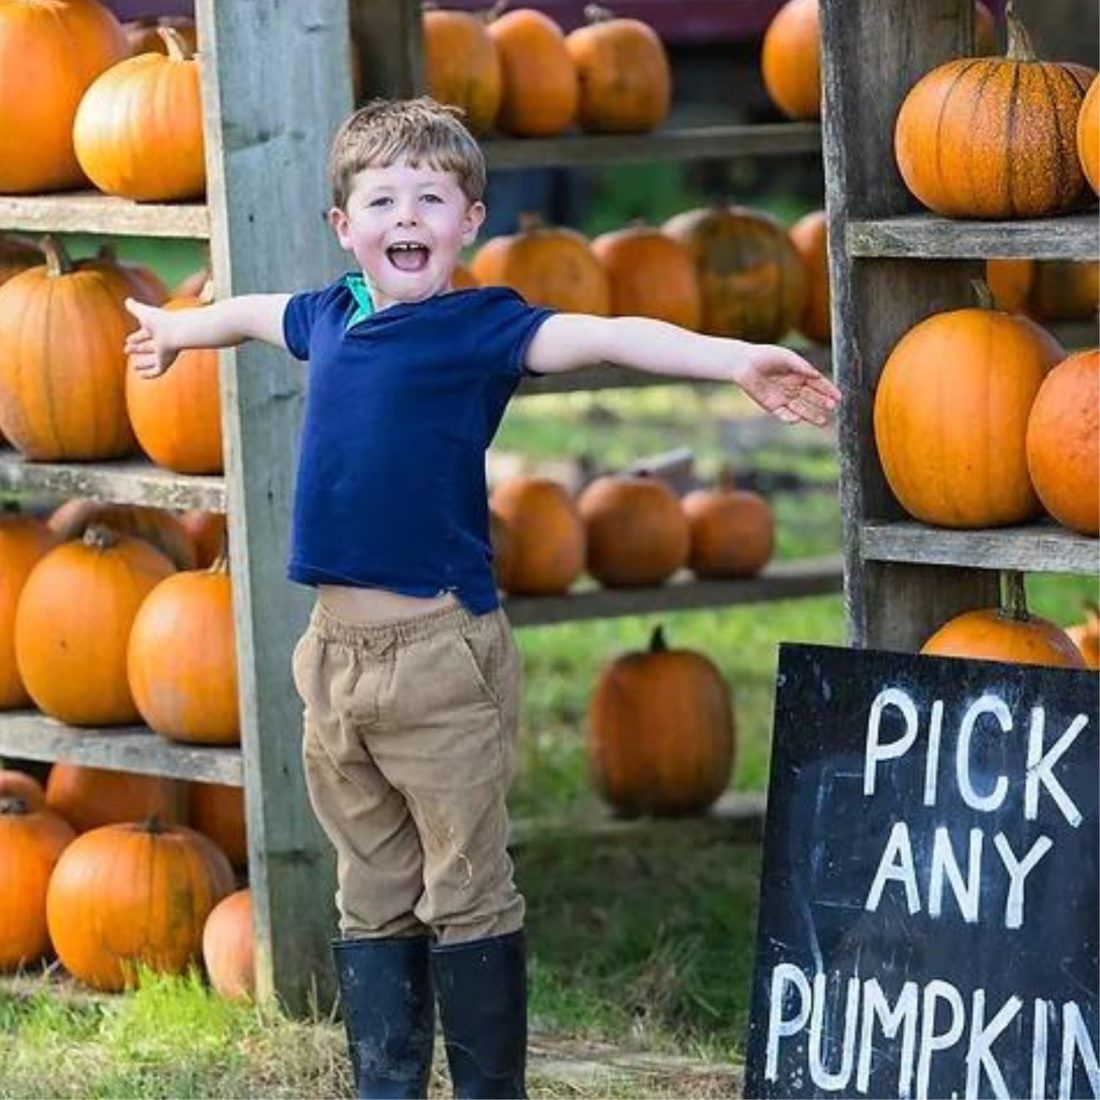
[744,643,1098,1100]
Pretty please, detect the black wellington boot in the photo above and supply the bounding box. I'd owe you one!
[431,929,528,1100]
[331,936,435,1100]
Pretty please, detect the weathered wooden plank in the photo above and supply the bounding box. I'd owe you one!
[0,452,226,512]
[862,521,1100,576]
[0,193,209,239]
[503,556,843,628]
[349,0,423,100]
[483,123,822,170]
[197,0,352,1014]
[848,212,1100,262]
[0,714,242,785]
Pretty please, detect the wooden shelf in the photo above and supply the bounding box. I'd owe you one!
[0,451,226,512]
[0,712,242,785]
[847,211,1100,261]
[0,192,210,239]
[502,555,843,627]
[861,521,1099,575]
[483,123,821,170]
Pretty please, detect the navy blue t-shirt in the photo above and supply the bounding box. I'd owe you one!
[282,279,553,614]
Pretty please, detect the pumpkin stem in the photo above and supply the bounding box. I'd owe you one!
[82,524,119,551]
[648,624,668,653]
[145,815,165,835]
[157,25,194,61]
[1004,1,1037,61]
[209,547,230,575]
[198,279,216,305]
[0,795,29,816]
[41,235,73,278]
[96,244,118,263]
[584,3,615,23]
[517,212,544,234]
[1002,571,1030,621]
[484,0,510,21]
[970,279,996,311]
[716,465,736,492]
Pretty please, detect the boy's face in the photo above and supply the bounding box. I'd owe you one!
[329,159,485,310]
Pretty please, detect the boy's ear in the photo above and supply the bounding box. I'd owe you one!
[328,206,352,250]
[461,201,487,248]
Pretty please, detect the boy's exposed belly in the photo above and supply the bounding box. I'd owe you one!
[317,583,458,624]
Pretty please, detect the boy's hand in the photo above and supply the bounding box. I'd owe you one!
[124,298,180,378]
[736,345,841,427]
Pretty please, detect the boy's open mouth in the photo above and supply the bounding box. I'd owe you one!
[387,242,430,273]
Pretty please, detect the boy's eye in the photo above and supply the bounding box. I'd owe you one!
[368,196,392,208]
[420,193,443,204]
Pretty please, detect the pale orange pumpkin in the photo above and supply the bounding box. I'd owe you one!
[49,500,198,571]
[682,470,775,579]
[15,527,175,726]
[591,223,702,329]
[589,625,734,816]
[788,209,831,343]
[180,511,228,569]
[423,8,503,135]
[0,769,45,810]
[189,782,247,869]
[985,258,1035,312]
[202,888,255,1000]
[0,236,136,461]
[451,263,480,291]
[487,7,579,137]
[0,796,75,971]
[46,764,186,833]
[471,217,611,315]
[760,0,821,121]
[0,515,60,709]
[1026,349,1099,536]
[128,555,239,745]
[46,819,234,992]
[578,473,689,587]
[0,0,128,193]
[1079,75,1100,195]
[565,5,670,134]
[74,27,205,201]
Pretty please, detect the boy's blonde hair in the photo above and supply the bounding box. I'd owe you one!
[328,97,487,209]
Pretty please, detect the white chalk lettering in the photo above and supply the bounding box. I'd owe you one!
[916,980,965,1100]
[1060,1001,1100,1099]
[922,699,944,807]
[808,972,860,1091]
[865,687,919,797]
[865,821,920,915]
[956,695,1011,812]
[1033,998,1051,1100]
[993,832,1053,929]
[856,978,918,1097]
[1025,708,1085,827]
[965,989,1021,1099]
[766,963,811,1082]
[928,827,982,923]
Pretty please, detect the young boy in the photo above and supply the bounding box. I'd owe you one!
[125,97,839,1100]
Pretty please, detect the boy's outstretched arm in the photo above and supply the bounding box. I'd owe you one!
[525,314,840,426]
[125,294,293,378]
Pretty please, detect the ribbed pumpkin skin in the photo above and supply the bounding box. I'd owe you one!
[921,610,1086,668]
[578,475,689,588]
[0,0,127,193]
[15,532,175,725]
[1079,76,1100,195]
[0,769,45,809]
[760,0,821,121]
[128,566,239,745]
[1026,349,1099,536]
[471,224,611,314]
[0,799,75,971]
[0,259,136,460]
[986,258,1034,311]
[788,210,831,343]
[46,764,186,833]
[895,53,1095,218]
[873,308,1060,528]
[589,630,734,816]
[126,298,223,474]
[73,36,205,201]
[565,16,670,134]
[46,821,234,992]
[189,782,247,868]
[1027,261,1100,322]
[682,485,775,579]
[423,10,502,135]
[202,889,254,1000]
[488,8,578,137]
[0,516,59,709]
[662,205,807,342]
[591,225,701,329]
[49,500,197,570]
[488,477,585,595]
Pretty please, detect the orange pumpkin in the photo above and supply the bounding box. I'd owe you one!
[1027,261,1099,322]
[565,5,670,134]
[895,10,1095,218]
[78,244,169,307]
[423,8,502,135]
[202,888,255,1000]
[128,556,239,745]
[0,796,75,971]
[0,235,41,289]
[189,782,247,869]
[1025,349,1099,536]
[921,574,1087,668]
[49,500,198,571]
[1079,75,1100,195]
[45,764,186,833]
[663,205,807,342]
[986,259,1035,312]
[974,1,997,55]
[590,223,701,329]
[122,15,197,56]
[682,471,775,579]
[760,0,821,121]
[46,819,234,991]
[0,515,60,709]
[74,27,205,201]
[0,0,128,193]
[15,527,175,726]
[180,510,228,569]
[487,7,578,137]
[577,473,689,587]
[589,625,734,815]
[126,296,223,474]
[1065,603,1100,670]
[488,477,585,595]
[451,263,480,291]
[788,209,831,343]
[471,217,610,315]
[489,507,515,590]
[0,769,45,810]
[0,236,136,461]
[873,305,1062,528]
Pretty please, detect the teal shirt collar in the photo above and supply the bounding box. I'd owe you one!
[344,273,375,330]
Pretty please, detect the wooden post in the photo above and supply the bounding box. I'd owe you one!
[349,0,425,101]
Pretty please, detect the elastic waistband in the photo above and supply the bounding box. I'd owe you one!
[309,597,483,650]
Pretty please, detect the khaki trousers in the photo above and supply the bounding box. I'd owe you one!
[292,598,525,943]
